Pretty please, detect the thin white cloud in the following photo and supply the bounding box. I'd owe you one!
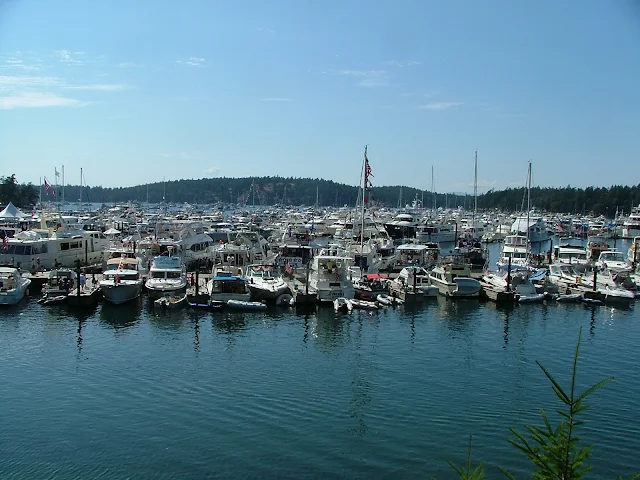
[53,49,84,64]
[0,74,63,89]
[338,70,390,87]
[177,57,205,67]
[261,97,292,102]
[386,60,420,67]
[204,167,221,176]
[418,101,463,110]
[0,92,87,110]
[65,84,128,91]
[257,27,275,34]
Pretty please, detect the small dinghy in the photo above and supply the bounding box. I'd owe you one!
[582,297,604,306]
[188,301,223,311]
[41,294,67,306]
[517,293,546,303]
[333,297,353,313]
[276,293,295,307]
[154,293,187,310]
[376,293,394,306]
[555,293,583,303]
[226,299,267,311]
[349,298,379,310]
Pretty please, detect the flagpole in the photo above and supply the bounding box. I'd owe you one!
[39,177,42,212]
[62,164,65,211]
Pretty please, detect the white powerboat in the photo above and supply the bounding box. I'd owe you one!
[100,257,144,305]
[0,267,31,305]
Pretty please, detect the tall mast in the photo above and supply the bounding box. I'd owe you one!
[360,145,367,250]
[473,151,478,234]
[526,160,531,247]
[80,168,83,212]
[431,165,435,212]
[62,165,65,211]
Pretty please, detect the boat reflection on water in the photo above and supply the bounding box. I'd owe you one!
[307,306,351,352]
[433,298,483,336]
[99,296,143,330]
[212,310,248,335]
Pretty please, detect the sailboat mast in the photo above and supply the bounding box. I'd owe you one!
[526,160,531,246]
[473,151,478,234]
[80,168,83,212]
[360,145,367,250]
[431,165,435,212]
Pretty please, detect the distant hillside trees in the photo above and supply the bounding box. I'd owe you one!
[3,173,639,216]
[0,174,39,208]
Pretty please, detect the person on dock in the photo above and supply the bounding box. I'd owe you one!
[79,272,87,291]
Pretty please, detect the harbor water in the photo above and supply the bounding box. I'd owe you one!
[1,241,639,479]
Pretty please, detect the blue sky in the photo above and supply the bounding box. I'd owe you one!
[1,0,639,194]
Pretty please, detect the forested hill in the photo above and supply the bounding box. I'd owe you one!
[2,174,640,216]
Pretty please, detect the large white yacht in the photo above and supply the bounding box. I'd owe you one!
[0,218,110,270]
[428,255,481,298]
[415,222,456,244]
[308,251,355,302]
[622,205,640,239]
[510,215,551,244]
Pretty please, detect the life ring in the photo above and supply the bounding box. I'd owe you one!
[336,261,342,268]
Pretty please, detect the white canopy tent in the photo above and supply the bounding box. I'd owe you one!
[0,202,31,220]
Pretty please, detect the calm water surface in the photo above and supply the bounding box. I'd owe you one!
[1,242,639,479]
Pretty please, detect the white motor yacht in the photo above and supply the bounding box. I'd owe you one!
[100,257,144,305]
[428,255,481,298]
[145,255,188,299]
[245,264,290,301]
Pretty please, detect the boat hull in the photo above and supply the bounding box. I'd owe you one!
[101,282,143,305]
[0,279,31,306]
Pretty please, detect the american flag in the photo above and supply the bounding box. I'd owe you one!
[44,178,51,195]
[364,155,373,190]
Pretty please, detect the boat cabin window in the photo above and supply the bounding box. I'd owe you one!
[167,271,182,279]
[212,280,246,294]
[60,242,69,251]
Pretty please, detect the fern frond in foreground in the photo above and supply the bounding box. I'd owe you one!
[499,327,612,479]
